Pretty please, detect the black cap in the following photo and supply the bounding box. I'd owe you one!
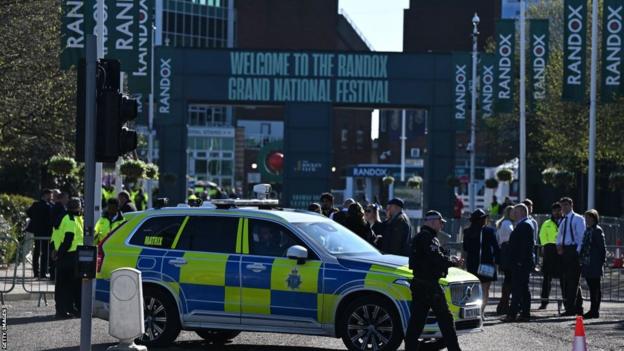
[387,198,405,208]
[424,210,447,223]
[470,209,488,221]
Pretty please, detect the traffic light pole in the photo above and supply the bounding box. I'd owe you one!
[80,35,97,351]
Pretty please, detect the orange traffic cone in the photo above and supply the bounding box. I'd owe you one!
[572,316,588,351]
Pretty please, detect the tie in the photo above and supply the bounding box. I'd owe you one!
[562,216,568,245]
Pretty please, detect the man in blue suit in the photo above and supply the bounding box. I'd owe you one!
[504,204,535,322]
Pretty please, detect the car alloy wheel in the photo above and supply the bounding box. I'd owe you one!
[346,304,394,351]
[143,296,168,342]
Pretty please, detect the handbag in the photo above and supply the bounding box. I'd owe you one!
[477,228,496,278]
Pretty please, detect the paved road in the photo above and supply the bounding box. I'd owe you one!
[4,300,624,351]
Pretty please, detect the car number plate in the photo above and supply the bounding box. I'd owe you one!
[461,307,481,319]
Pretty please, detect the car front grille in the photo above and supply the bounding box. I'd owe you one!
[448,282,482,306]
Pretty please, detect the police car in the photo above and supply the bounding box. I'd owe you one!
[94,197,482,351]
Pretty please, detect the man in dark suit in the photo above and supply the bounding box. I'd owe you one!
[380,198,412,256]
[504,204,535,322]
[26,189,53,278]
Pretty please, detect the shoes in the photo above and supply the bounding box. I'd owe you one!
[560,311,576,317]
[502,315,517,323]
[583,311,599,319]
[54,312,72,320]
[517,315,531,322]
[538,304,548,310]
[496,305,509,315]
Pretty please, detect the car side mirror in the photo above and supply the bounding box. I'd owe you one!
[286,245,308,264]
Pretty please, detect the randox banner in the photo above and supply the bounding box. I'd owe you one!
[480,54,496,118]
[452,52,471,130]
[601,0,624,102]
[127,0,153,94]
[496,20,515,113]
[60,0,87,69]
[530,19,549,107]
[563,0,588,101]
[108,0,139,71]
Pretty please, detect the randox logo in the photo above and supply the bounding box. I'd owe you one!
[497,34,513,100]
[532,33,547,100]
[64,1,84,49]
[114,0,135,51]
[455,64,467,120]
[159,58,171,114]
[604,4,623,86]
[566,4,585,86]
[352,168,388,177]
[133,0,149,78]
[481,64,495,117]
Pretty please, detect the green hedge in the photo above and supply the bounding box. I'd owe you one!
[0,194,34,264]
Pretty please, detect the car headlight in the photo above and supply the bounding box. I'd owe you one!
[393,279,411,288]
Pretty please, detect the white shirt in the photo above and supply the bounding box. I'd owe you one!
[556,211,586,253]
[527,215,539,243]
[496,219,514,244]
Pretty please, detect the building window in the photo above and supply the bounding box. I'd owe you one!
[163,0,230,49]
[356,130,365,150]
[188,104,227,126]
[341,129,349,149]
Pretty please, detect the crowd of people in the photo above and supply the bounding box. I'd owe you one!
[25,187,141,319]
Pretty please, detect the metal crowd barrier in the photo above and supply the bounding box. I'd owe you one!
[16,235,55,306]
[0,234,19,304]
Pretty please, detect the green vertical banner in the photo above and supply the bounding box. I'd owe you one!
[60,0,89,69]
[452,52,471,131]
[495,20,516,113]
[128,0,152,94]
[480,54,497,118]
[530,19,550,107]
[563,0,588,101]
[108,0,139,71]
[601,0,624,102]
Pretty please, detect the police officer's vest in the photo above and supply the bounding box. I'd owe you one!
[94,213,124,244]
[539,218,559,246]
[51,214,84,253]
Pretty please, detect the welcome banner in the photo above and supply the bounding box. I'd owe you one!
[601,0,624,102]
[452,52,472,130]
[495,20,516,113]
[563,0,588,101]
[480,54,497,118]
[530,19,549,107]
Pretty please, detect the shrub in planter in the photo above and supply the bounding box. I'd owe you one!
[145,163,159,180]
[446,175,460,188]
[407,176,423,189]
[48,155,77,176]
[120,160,146,181]
[541,167,558,186]
[485,177,499,189]
[382,176,395,186]
[496,168,514,182]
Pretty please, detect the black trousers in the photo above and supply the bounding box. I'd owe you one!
[561,246,583,314]
[54,252,81,315]
[32,238,50,278]
[405,280,461,351]
[586,278,601,314]
[540,244,561,305]
[509,266,531,318]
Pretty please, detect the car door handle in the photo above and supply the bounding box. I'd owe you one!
[168,258,187,267]
[246,263,266,272]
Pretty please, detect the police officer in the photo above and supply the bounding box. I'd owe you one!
[94,198,125,245]
[405,210,462,351]
[51,198,84,319]
[538,202,562,309]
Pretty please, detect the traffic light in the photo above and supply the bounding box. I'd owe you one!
[76,59,138,163]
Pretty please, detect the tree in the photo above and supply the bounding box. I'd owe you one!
[0,1,76,196]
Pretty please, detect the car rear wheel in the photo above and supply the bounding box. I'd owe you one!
[137,286,181,347]
[340,295,403,351]
[195,330,241,343]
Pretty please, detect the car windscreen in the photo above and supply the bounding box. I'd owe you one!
[293,221,381,256]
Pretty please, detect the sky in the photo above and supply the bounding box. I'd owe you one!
[338,0,410,139]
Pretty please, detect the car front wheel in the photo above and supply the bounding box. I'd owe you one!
[340,295,403,351]
[137,286,181,347]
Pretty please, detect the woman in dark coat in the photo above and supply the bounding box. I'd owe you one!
[580,209,607,319]
[364,203,385,248]
[463,209,500,316]
[344,203,375,244]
